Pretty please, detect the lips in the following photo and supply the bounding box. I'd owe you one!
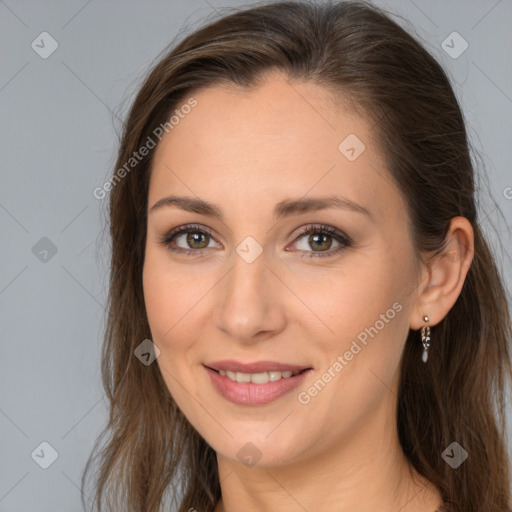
[203,360,313,405]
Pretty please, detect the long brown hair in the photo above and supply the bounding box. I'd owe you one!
[82,1,512,511]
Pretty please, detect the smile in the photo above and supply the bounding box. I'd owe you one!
[203,361,312,406]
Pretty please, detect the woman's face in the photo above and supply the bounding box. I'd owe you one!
[143,71,422,467]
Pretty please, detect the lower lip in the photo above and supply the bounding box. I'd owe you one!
[205,366,311,406]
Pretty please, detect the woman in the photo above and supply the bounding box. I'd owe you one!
[82,1,512,511]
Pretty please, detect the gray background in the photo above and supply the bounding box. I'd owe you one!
[1,0,511,510]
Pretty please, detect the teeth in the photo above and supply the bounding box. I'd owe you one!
[250,372,270,384]
[218,369,301,383]
[269,371,281,381]
[236,372,251,383]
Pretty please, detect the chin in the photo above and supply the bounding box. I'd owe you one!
[212,431,308,468]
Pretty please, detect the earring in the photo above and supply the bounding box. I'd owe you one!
[421,315,431,363]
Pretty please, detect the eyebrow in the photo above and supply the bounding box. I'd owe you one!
[149,194,372,222]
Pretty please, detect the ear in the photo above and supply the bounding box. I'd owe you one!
[409,216,474,330]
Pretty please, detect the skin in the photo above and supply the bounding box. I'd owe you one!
[142,70,474,512]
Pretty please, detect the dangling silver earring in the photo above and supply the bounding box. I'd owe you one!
[421,315,431,363]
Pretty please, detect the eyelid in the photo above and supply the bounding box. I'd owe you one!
[290,224,351,246]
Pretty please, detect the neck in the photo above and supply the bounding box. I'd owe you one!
[214,399,442,512]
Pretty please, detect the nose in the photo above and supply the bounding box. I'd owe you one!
[214,244,287,343]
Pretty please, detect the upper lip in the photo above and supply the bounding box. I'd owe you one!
[204,360,312,373]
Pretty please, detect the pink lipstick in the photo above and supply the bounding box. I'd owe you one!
[204,360,312,406]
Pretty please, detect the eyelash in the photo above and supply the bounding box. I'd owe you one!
[158,223,352,259]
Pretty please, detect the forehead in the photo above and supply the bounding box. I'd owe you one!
[148,73,399,220]
[155,73,366,160]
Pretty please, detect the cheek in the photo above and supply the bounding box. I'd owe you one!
[293,250,414,390]
[142,250,206,346]
[143,260,174,342]
[291,264,411,441]
[288,255,404,338]
[142,264,194,398]
[142,256,206,415]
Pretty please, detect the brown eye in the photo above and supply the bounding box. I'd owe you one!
[181,231,210,249]
[290,224,352,259]
[159,224,218,256]
[305,233,334,251]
